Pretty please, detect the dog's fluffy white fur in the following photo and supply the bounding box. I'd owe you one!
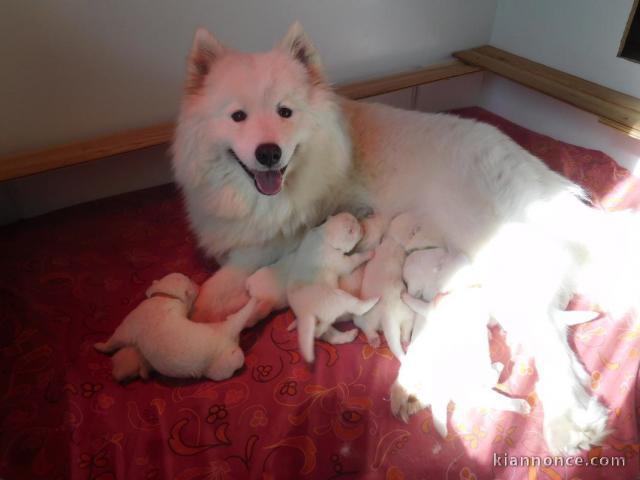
[94,273,245,381]
[285,212,377,362]
[171,23,640,453]
[354,213,434,358]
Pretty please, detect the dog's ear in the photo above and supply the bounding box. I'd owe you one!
[278,22,325,81]
[187,28,226,94]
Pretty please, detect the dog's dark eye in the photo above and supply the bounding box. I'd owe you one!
[231,110,247,122]
[278,106,293,118]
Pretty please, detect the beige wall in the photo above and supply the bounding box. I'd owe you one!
[0,0,497,156]
[491,0,640,98]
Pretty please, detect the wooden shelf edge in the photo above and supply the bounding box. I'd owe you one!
[0,123,175,182]
[454,45,640,140]
[598,117,640,140]
[336,60,480,99]
[0,60,479,182]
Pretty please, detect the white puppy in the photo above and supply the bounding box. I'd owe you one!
[94,273,245,381]
[287,212,379,362]
[355,212,435,359]
[228,212,374,331]
[403,248,475,301]
[393,290,531,437]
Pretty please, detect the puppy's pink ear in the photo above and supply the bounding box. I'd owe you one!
[278,22,325,83]
[187,28,226,95]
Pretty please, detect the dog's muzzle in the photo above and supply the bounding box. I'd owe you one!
[228,149,287,196]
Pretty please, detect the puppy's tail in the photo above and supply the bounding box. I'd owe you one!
[382,316,405,361]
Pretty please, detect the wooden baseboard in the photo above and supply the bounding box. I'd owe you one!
[454,45,640,140]
[1,123,176,182]
[0,60,479,182]
[336,60,479,100]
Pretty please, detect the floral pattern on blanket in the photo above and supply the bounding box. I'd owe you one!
[1,107,639,479]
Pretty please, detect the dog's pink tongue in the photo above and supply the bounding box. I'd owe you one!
[254,170,283,196]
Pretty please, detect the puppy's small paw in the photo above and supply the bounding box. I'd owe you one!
[390,380,425,423]
[342,328,359,343]
[367,334,381,349]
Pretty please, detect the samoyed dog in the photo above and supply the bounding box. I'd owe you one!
[172,23,640,453]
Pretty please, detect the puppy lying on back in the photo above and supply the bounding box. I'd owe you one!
[355,212,436,359]
[287,212,378,362]
[95,273,245,381]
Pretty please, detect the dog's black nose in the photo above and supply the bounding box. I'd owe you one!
[255,143,282,167]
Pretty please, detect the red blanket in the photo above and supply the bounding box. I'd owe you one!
[1,107,639,479]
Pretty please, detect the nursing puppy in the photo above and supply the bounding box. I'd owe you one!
[355,212,435,358]
[228,212,375,359]
[172,23,640,453]
[228,212,375,330]
[404,248,474,301]
[286,212,377,362]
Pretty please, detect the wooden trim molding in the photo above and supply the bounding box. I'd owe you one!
[1,123,175,182]
[454,45,640,140]
[0,60,479,182]
[336,60,480,100]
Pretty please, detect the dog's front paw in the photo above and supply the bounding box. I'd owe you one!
[543,397,610,455]
[390,379,425,423]
[191,266,250,323]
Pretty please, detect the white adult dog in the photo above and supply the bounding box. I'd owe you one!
[172,22,639,453]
